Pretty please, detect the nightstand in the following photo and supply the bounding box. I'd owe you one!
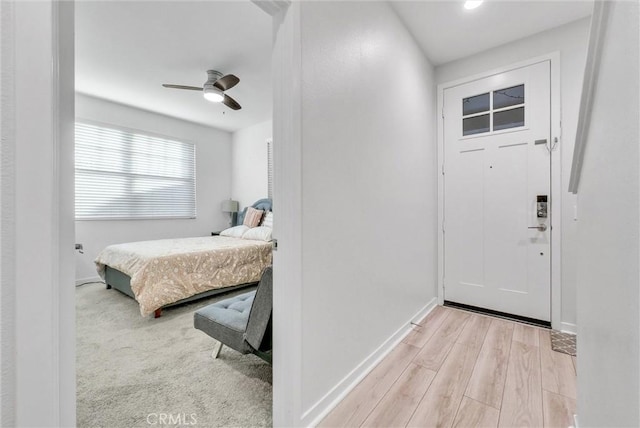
[211,231,221,236]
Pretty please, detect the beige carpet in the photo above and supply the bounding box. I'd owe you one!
[76,282,272,428]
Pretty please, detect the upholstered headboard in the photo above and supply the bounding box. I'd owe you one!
[236,198,272,226]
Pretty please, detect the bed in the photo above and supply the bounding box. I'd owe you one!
[95,199,273,317]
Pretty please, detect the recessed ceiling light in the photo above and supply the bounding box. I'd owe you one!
[464,0,484,10]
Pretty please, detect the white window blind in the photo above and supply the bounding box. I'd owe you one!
[75,122,196,220]
[267,138,273,200]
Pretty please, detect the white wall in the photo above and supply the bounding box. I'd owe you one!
[75,94,232,282]
[575,2,639,425]
[298,0,437,419]
[435,18,590,330]
[231,119,272,209]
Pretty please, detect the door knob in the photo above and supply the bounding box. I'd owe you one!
[528,225,547,232]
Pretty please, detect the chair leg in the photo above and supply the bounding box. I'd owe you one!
[211,342,223,359]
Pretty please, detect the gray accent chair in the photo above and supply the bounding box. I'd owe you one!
[194,266,272,363]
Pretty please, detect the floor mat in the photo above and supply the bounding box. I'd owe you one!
[550,330,577,356]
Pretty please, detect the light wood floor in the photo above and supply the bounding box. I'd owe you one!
[319,306,576,428]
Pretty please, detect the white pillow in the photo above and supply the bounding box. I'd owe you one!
[220,225,249,238]
[242,226,273,242]
[261,211,273,229]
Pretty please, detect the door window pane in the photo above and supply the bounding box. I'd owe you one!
[493,107,524,131]
[463,93,490,116]
[463,114,490,136]
[493,84,525,109]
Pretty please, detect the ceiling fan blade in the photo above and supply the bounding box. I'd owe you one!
[213,74,240,91]
[162,84,203,91]
[222,94,242,110]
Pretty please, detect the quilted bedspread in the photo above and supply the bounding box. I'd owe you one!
[95,236,272,316]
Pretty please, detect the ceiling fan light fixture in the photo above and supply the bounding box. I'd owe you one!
[464,0,483,10]
[203,86,224,103]
[163,70,241,110]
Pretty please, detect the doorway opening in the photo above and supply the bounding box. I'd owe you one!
[74,2,274,426]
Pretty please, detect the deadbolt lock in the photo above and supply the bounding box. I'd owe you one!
[537,195,548,218]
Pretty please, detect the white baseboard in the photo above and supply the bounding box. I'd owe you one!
[75,276,103,286]
[303,297,438,427]
[561,322,577,335]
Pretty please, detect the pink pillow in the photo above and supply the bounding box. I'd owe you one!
[243,207,264,228]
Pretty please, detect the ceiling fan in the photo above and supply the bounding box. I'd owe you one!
[162,70,242,110]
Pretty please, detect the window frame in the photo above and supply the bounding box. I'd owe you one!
[267,138,273,200]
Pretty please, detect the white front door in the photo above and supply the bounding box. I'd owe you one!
[443,61,551,322]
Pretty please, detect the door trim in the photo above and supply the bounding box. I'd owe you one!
[2,1,75,425]
[437,52,563,330]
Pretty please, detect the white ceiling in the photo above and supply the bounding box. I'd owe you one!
[75,1,273,132]
[391,0,594,66]
[77,1,593,133]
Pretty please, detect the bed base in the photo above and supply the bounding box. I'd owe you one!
[104,265,258,318]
